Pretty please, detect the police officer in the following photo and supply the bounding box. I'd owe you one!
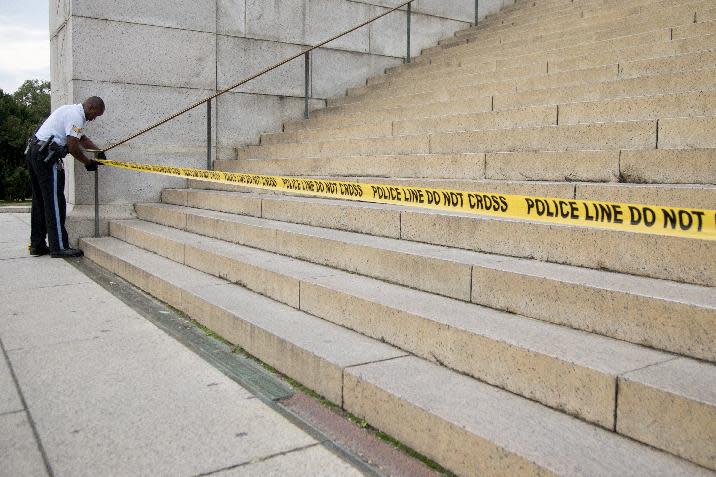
[26,96,106,257]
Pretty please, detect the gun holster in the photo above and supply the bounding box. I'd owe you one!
[43,139,68,165]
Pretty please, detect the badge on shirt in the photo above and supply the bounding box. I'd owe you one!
[71,125,83,134]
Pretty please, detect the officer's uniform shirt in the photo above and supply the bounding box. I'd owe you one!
[35,104,86,147]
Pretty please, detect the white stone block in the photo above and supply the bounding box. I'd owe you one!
[311,48,401,98]
[72,81,216,146]
[72,0,216,32]
[67,145,197,206]
[50,0,71,37]
[476,0,506,20]
[415,0,475,23]
[72,17,216,89]
[216,91,323,148]
[67,80,213,205]
[305,0,371,53]
[245,0,308,44]
[356,0,406,8]
[217,36,305,96]
[217,0,247,37]
[369,5,466,58]
[50,21,72,110]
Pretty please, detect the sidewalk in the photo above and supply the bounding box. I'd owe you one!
[0,213,365,477]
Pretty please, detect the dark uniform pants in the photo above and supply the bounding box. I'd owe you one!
[26,143,69,252]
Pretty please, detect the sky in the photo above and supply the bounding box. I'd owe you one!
[0,0,50,94]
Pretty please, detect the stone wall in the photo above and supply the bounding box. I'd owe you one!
[50,0,514,240]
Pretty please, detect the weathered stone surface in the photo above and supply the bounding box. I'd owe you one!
[67,80,212,204]
[659,115,716,149]
[217,36,305,96]
[368,5,467,59]
[212,444,365,476]
[344,356,711,477]
[559,91,716,125]
[618,358,716,471]
[430,121,657,153]
[184,282,405,405]
[306,0,371,52]
[72,0,216,32]
[0,356,22,416]
[216,91,324,150]
[221,153,485,179]
[71,17,216,89]
[620,149,716,184]
[400,210,715,286]
[260,195,402,237]
[244,0,308,44]
[50,0,70,36]
[50,19,72,110]
[217,0,247,37]
[300,271,670,429]
[576,182,716,209]
[423,0,505,23]
[485,150,619,182]
[471,258,716,362]
[0,413,48,477]
[311,48,402,99]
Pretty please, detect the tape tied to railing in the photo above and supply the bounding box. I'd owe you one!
[97,159,716,241]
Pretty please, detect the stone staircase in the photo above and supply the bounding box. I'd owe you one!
[80,0,716,475]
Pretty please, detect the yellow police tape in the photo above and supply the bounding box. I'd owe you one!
[97,159,716,241]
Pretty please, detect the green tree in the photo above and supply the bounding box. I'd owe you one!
[13,80,50,124]
[3,167,31,201]
[0,80,50,201]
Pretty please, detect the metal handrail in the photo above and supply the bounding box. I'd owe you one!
[102,0,422,154]
[92,0,481,237]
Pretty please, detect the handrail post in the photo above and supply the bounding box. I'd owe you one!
[93,152,99,238]
[304,51,310,119]
[475,0,479,26]
[206,99,212,170]
[406,1,412,63]
[103,0,422,153]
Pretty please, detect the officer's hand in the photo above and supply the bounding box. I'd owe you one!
[85,160,99,172]
[97,151,107,160]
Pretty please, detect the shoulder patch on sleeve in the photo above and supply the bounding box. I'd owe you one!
[71,125,83,134]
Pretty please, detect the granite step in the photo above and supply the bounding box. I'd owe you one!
[152,189,716,286]
[399,8,713,81]
[217,147,716,185]
[79,237,715,476]
[368,38,716,95]
[409,17,712,78]
[349,36,715,104]
[244,120,668,161]
[328,177,716,210]
[345,356,715,476]
[312,68,716,125]
[126,208,716,362]
[440,0,708,52]
[439,0,709,50]
[273,92,716,147]
[100,218,691,431]
[77,236,406,407]
[355,28,715,100]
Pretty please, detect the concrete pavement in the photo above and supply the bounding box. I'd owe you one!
[0,213,365,477]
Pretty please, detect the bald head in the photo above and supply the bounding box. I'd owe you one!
[82,96,105,121]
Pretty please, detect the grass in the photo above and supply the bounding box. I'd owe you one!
[171,309,456,476]
[0,200,31,206]
[225,340,457,477]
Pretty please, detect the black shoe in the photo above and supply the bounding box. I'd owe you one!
[50,248,84,258]
[29,244,50,256]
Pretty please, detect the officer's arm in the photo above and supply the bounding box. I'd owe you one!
[66,136,92,166]
[79,135,100,152]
